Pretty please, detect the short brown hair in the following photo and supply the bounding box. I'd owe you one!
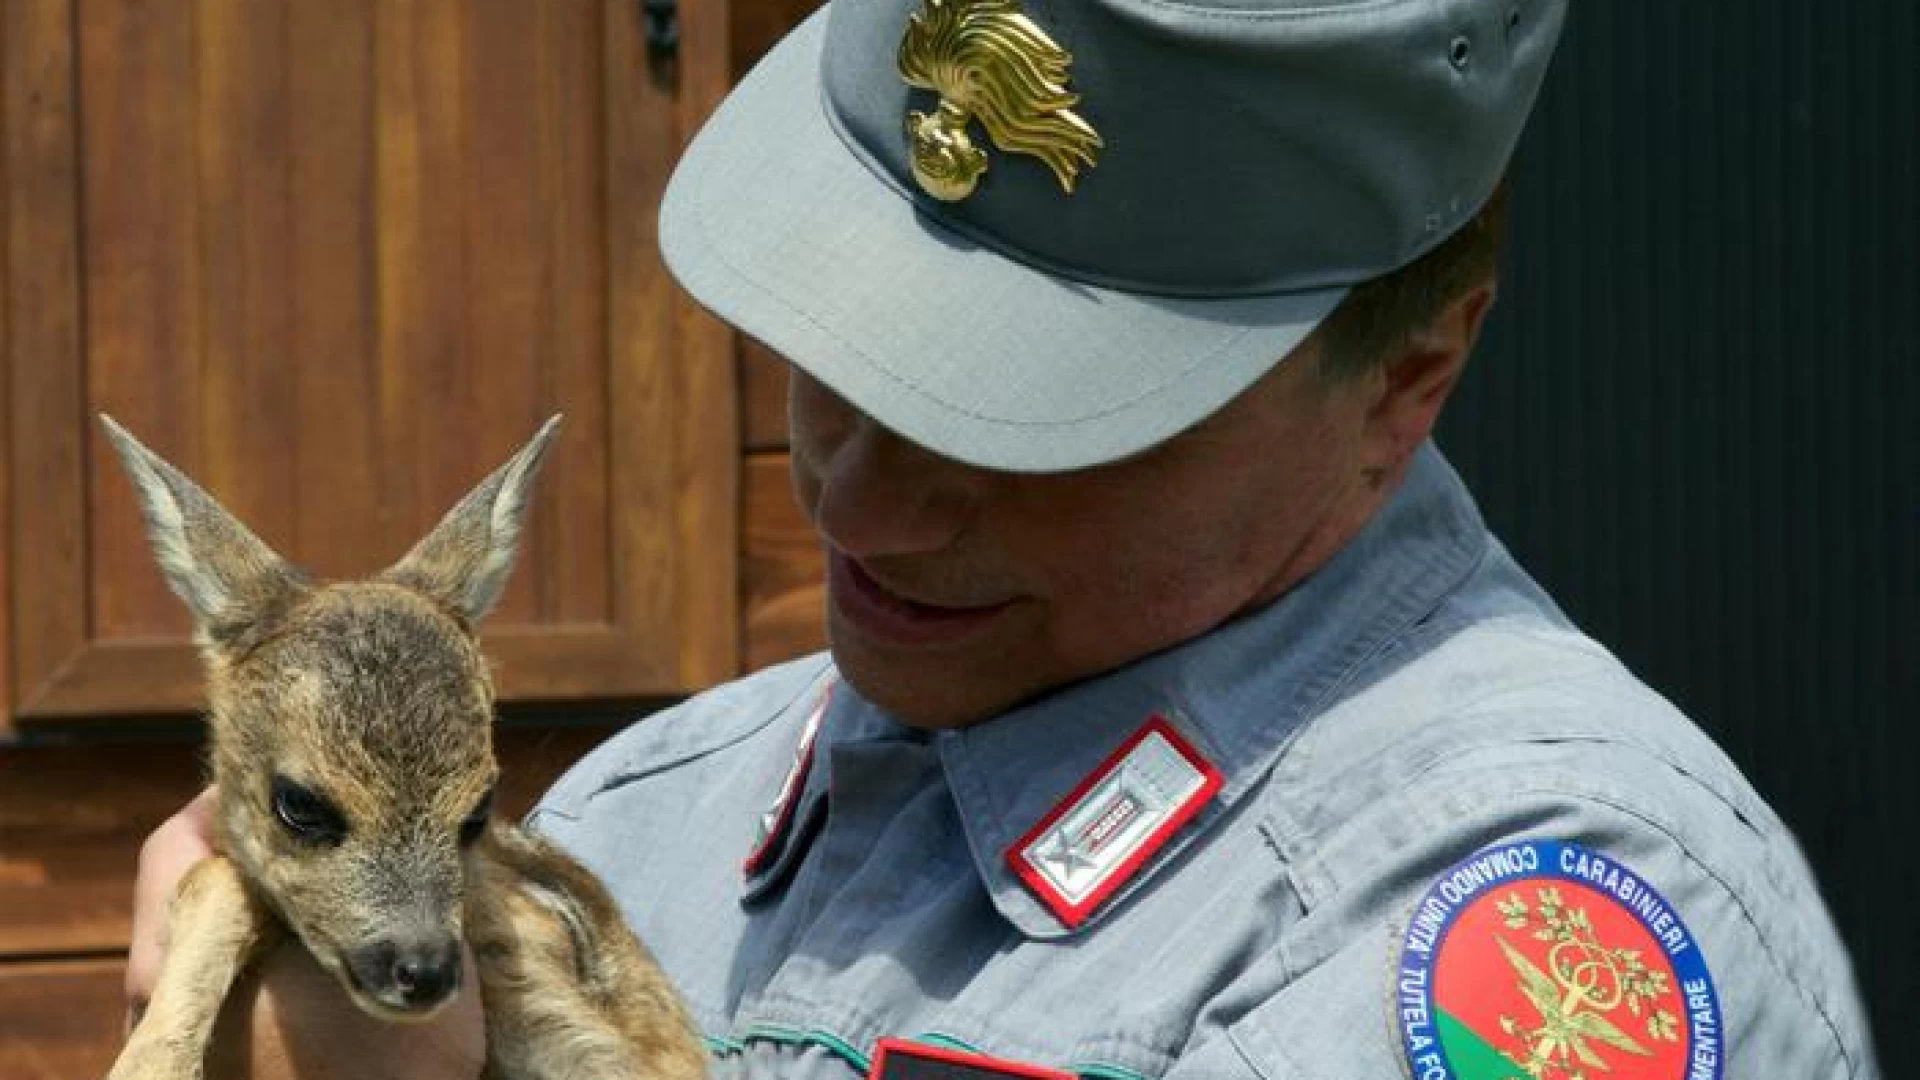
[1313,180,1510,380]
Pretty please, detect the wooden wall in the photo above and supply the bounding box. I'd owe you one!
[2,0,741,727]
[0,1,828,1076]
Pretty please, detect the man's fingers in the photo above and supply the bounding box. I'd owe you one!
[125,787,221,1009]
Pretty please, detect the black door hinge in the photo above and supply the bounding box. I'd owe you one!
[641,0,679,58]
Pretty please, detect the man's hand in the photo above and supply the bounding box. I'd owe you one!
[127,790,486,1080]
[127,787,220,1017]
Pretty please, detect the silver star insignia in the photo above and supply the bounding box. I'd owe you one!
[1039,828,1095,882]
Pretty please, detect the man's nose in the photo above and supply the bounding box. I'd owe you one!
[810,418,978,559]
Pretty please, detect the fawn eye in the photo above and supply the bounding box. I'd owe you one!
[459,789,495,846]
[271,776,347,845]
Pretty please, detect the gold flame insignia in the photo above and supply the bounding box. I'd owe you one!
[896,0,1103,202]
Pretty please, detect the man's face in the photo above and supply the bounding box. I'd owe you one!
[788,342,1381,729]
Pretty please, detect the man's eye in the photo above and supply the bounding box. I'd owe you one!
[271,776,348,844]
[459,788,495,846]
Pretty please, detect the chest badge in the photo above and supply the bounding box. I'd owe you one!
[1007,715,1221,928]
[869,1038,1076,1080]
[897,0,1103,202]
[1396,839,1722,1080]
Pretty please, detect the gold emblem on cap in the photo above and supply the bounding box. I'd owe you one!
[896,0,1103,202]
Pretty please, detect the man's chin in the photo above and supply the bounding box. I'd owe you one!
[828,637,1031,731]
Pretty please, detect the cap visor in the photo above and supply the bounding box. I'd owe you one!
[660,8,1347,473]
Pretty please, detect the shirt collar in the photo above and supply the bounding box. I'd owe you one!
[936,442,1491,938]
[739,677,927,903]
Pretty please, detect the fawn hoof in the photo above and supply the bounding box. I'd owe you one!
[344,936,462,1015]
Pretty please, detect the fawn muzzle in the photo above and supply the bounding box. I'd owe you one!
[344,933,463,1014]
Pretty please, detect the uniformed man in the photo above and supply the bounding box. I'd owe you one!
[129,1,1880,1077]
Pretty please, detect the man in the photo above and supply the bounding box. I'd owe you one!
[130,0,1879,1076]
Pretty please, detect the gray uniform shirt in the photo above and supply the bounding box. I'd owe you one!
[531,446,1876,1079]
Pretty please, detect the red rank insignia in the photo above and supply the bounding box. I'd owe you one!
[1007,715,1221,929]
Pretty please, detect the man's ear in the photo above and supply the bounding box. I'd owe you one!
[379,416,561,623]
[1360,282,1497,476]
[98,415,306,649]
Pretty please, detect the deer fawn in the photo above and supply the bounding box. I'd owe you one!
[100,415,704,1080]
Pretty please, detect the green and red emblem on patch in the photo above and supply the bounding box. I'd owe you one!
[1396,839,1723,1080]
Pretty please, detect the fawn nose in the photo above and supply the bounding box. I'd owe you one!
[348,937,462,1011]
[393,942,460,1005]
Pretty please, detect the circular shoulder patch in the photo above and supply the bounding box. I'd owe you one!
[1394,839,1722,1080]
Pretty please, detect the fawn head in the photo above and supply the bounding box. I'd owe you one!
[101,414,560,1020]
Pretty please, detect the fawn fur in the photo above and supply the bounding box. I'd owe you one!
[100,415,704,1080]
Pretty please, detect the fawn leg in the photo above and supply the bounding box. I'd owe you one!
[108,856,273,1080]
[467,828,705,1080]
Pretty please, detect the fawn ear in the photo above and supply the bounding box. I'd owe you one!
[98,415,305,647]
[380,415,561,622]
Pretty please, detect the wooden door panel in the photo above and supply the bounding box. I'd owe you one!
[743,454,824,670]
[4,0,87,733]
[742,338,791,452]
[0,740,202,957]
[0,959,125,1080]
[81,0,239,640]
[4,0,736,727]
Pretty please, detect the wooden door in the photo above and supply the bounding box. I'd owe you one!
[2,0,736,729]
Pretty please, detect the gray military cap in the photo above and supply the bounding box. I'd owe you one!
[661,0,1568,472]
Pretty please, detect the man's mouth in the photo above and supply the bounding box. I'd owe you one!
[829,551,1014,647]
